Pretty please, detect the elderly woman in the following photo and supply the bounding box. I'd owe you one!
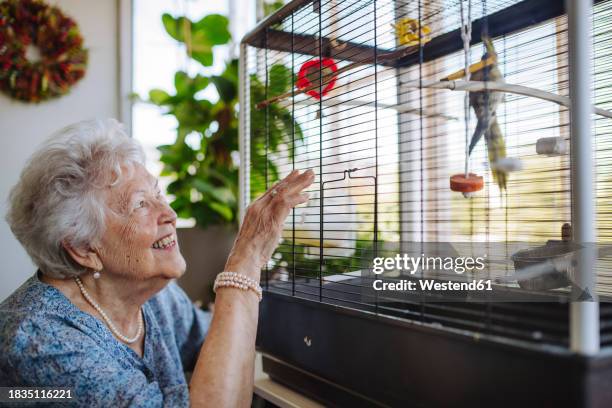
[0,119,314,407]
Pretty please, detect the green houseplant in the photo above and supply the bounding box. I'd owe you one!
[148,12,301,227]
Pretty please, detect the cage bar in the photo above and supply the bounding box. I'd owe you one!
[568,0,599,355]
[238,42,250,223]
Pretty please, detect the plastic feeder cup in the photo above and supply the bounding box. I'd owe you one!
[536,137,568,156]
[511,240,580,291]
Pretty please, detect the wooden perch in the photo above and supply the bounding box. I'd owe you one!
[441,55,497,81]
[399,79,612,119]
[255,44,419,109]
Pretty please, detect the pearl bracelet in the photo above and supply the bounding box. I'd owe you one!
[214,271,263,302]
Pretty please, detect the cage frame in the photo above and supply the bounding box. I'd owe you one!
[239,0,601,356]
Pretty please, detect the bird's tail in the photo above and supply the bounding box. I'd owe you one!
[482,35,497,59]
[468,116,488,156]
[486,118,507,190]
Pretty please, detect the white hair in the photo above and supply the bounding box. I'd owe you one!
[6,119,146,279]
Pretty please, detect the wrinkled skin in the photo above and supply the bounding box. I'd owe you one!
[225,169,315,281]
[96,164,186,285]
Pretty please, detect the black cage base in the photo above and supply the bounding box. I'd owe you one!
[257,292,612,408]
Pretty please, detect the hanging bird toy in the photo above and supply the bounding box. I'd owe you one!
[449,1,485,197]
[391,18,432,46]
[296,58,338,100]
[450,173,484,193]
[449,34,525,193]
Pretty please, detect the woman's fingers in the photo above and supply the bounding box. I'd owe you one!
[271,170,299,192]
[258,170,298,202]
[288,192,310,207]
[262,169,314,205]
[280,173,313,210]
[251,170,314,231]
[286,169,315,195]
[227,170,314,274]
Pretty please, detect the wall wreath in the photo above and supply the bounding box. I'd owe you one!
[0,0,87,103]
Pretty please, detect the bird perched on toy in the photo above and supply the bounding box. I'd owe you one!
[469,36,508,190]
[443,36,510,190]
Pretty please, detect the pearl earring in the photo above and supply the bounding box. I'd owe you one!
[93,270,101,279]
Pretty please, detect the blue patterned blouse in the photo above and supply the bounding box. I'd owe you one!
[0,272,211,407]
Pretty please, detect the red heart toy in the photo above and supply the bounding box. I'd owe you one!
[296,58,338,100]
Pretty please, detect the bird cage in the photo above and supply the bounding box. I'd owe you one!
[239,0,612,406]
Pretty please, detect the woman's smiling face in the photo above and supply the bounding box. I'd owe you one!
[96,164,186,282]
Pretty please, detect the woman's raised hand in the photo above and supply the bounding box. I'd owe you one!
[224,169,315,281]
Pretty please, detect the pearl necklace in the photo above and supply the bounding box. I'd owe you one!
[74,277,144,344]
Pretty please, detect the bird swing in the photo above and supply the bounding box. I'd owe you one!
[449,0,523,196]
[449,0,484,197]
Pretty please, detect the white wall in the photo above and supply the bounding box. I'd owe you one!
[0,0,122,301]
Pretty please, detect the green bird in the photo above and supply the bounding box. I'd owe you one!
[468,36,507,190]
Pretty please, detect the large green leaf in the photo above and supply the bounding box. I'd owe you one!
[162,13,230,68]
[173,101,198,125]
[213,187,236,204]
[210,76,236,103]
[193,75,210,92]
[170,196,191,218]
[208,201,233,221]
[222,59,239,83]
[269,64,292,97]
[191,202,219,225]
[192,179,216,195]
[149,89,170,105]
[207,168,237,187]
[198,99,214,112]
[167,179,187,195]
[157,144,181,166]
[193,179,236,204]
[162,14,188,42]
[191,50,214,67]
[174,71,190,95]
[194,14,231,45]
[278,108,303,142]
[264,0,285,17]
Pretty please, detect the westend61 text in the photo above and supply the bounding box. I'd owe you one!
[373,279,493,292]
